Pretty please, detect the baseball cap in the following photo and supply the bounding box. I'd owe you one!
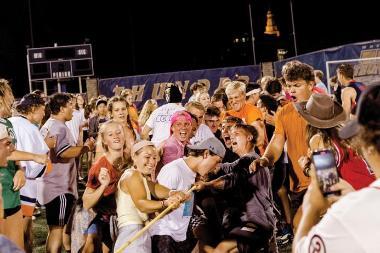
[0,124,9,140]
[187,137,226,158]
[132,140,155,155]
[339,82,380,139]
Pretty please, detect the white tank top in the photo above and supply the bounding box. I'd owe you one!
[116,168,151,228]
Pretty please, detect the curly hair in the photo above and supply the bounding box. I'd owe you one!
[15,93,45,115]
[281,60,315,82]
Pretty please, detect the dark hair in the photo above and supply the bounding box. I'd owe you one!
[282,60,315,82]
[222,116,243,124]
[246,82,261,93]
[185,147,217,157]
[75,94,87,110]
[314,70,324,80]
[357,84,380,152]
[337,64,354,79]
[211,92,228,108]
[265,79,282,96]
[190,82,206,94]
[259,94,278,113]
[32,89,44,96]
[16,93,45,115]
[306,124,350,161]
[233,123,258,146]
[48,93,72,115]
[205,105,221,118]
[166,84,183,103]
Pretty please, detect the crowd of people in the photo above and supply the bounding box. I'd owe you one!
[0,60,379,253]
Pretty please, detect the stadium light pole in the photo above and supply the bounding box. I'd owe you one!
[248,2,257,65]
[290,0,298,56]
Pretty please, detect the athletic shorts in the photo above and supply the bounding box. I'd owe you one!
[45,193,75,226]
[3,206,21,219]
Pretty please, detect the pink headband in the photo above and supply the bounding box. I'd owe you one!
[170,111,192,135]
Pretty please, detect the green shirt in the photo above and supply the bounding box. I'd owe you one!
[0,118,20,209]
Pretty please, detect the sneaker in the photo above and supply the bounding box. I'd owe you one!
[276,224,293,246]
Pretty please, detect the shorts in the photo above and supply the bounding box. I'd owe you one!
[3,206,21,219]
[45,193,75,226]
[84,215,113,250]
[289,189,307,217]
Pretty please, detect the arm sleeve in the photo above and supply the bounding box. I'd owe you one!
[157,166,180,190]
[86,162,101,190]
[53,125,72,157]
[273,108,285,136]
[295,212,363,253]
[145,109,157,129]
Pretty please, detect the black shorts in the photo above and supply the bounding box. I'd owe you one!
[45,194,75,226]
[289,189,307,217]
[3,205,21,219]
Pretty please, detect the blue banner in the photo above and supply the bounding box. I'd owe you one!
[98,65,261,109]
[273,40,380,85]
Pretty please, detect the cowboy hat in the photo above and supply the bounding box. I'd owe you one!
[295,93,347,129]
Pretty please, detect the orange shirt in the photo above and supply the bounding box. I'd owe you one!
[274,103,310,192]
[128,105,139,131]
[227,103,263,124]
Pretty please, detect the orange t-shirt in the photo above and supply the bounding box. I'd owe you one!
[274,103,310,192]
[128,105,140,131]
[227,103,263,124]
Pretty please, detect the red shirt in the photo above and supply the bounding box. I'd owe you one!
[333,140,376,190]
[86,156,120,196]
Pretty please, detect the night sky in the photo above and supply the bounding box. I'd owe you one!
[1,0,379,98]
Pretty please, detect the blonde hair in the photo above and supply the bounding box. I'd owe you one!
[225,81,246,96]
[138,99,158,126]
[98,120,126,152]
[0,79,14,117]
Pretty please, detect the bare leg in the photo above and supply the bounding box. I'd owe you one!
[46,225,63,253]
[62,224,71,251]
[2,209,24,249]
[277,185,292,225]
[23,216,33,253]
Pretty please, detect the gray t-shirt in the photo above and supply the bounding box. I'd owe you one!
[37,118,78,205]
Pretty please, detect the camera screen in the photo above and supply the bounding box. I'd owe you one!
[312,150,340,195]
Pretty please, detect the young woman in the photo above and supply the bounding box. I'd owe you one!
[121,89,140,132]
[9,93,52,253]
[95,96,135,162]
[0,79,47,250]
[114,140,185,253]
[196,92,211,108]
[81,121,126,253]
[296,93,376,190]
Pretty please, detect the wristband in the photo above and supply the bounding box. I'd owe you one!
[161,200,166,208]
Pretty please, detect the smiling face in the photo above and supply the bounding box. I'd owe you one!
[111,101,128,122]
[227,89,245,112]
[171,115,191,143]
[132,146,158,175]
[284,79,313,103]
[101,122,125,152]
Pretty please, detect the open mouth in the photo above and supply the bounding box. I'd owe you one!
[179,130,187,138]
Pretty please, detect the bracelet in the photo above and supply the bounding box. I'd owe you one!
[161,200,166,208]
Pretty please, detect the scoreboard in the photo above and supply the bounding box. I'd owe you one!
[27,44,94,81]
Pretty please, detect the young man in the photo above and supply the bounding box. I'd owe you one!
[337,63,366,117]
[225,81,263,124]
[185,101,214,145]
[37,93,95,253]
[314,70,328,93]
[204,106,221,137]
[142,84,184,146]
[151,137,225,253]
[251,60,314,231]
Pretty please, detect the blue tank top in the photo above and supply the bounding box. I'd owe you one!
[348,81,366,114]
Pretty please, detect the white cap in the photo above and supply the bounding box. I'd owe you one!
[0,124,9,140]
